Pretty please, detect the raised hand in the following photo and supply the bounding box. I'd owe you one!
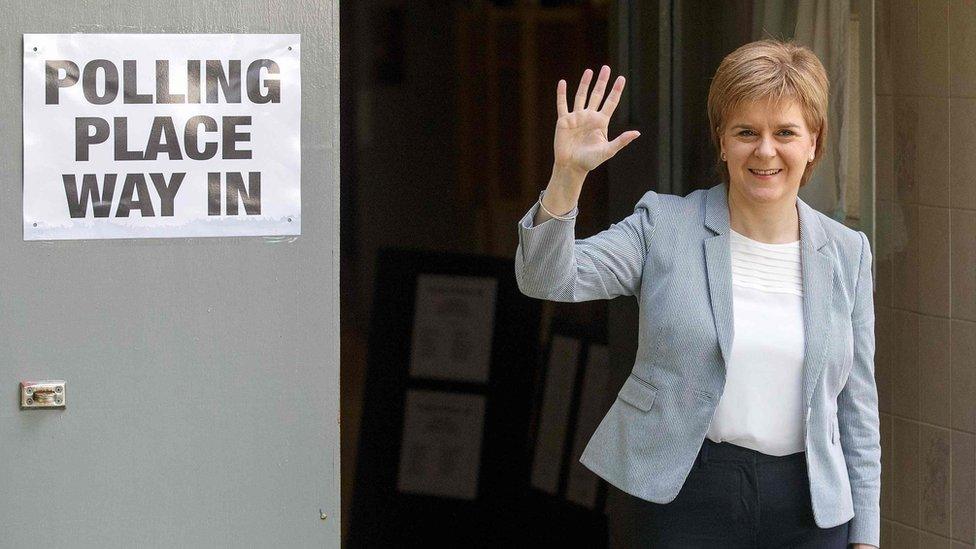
[553,65,640,176]
[533,65,640,224]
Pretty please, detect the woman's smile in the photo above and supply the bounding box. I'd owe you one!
[748,168,783,179]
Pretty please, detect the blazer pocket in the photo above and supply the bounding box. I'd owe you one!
[618,374,658,411]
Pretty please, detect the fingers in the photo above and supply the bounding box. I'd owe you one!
[600,75,626,117]
[587,65,611,109]
[556,79,568,118]
[573,68,592,112]
[566,67,625,115]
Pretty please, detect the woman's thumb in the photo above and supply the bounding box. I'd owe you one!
[607,130,641,157]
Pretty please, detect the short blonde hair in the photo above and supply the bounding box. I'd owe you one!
[707,39,829,188]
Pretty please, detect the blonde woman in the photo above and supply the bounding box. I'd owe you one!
[516,39,879,548]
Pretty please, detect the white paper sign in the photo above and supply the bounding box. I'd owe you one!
[409,274,498,383]
[396,390,486,500]
[23,34,301,240]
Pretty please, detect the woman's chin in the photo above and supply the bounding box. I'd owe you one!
[732,180,787,203]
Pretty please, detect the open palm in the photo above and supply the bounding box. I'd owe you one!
[553,65,640,175]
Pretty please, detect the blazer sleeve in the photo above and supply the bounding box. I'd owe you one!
[837,230,882,547]
[514,190,660,302]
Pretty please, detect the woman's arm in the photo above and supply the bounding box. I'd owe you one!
[837,231,882,548]
[515,188,659,302]
[515,66,646,303]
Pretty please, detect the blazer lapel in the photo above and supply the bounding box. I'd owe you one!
[704,183,734,366]
[702,183,835,407]
[797,196,835,408]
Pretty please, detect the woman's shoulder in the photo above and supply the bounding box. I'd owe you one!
[632,186,708,218]
[620,186,716,241]
[800,202,871,284]
[805,203,867,251]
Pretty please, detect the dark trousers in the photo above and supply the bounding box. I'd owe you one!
[608,437,851,548]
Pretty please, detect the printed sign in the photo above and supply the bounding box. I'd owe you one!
[408,274,498,383]
[396,389,486,500]
[23,34,301,240]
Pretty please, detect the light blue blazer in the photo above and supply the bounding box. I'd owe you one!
[515,182,881,547]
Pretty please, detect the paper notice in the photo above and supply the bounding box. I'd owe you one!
[396,389,486,499]
[409,274,498,383]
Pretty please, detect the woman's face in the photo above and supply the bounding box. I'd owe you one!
[719,99,818,205]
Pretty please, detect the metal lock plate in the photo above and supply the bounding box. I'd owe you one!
[20,380,65,409]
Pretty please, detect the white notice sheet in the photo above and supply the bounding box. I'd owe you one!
[23,34,302,240]
[396,389,486,500]
[408,274,498,383]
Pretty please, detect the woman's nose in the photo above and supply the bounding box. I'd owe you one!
[753,136,776,158]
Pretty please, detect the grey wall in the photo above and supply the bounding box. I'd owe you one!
[0,1,340,547]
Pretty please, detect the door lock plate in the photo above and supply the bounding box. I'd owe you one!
[20,380,65,409]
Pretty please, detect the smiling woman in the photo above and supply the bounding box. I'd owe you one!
[516,37,880,549]
[708,40,829,191]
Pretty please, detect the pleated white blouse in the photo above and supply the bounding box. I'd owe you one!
[705,228,807,456]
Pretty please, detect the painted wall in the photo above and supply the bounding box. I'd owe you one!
[0,1,340,546]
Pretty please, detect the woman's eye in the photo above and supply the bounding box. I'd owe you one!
[737,129,796,137]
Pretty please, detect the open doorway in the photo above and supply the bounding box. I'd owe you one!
[340,1,876,546]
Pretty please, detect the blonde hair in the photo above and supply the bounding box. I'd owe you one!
[707,39,829,188]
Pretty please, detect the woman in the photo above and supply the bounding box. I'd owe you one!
[515,39,880,549]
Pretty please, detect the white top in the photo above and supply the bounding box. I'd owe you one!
[705,228,806,456]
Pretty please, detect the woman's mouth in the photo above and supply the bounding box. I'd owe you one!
[749,168,782,177]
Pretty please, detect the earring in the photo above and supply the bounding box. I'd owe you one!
[721,152,727,161]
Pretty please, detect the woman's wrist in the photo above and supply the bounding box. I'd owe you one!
[545,166,585,213]
[551,163,588,187]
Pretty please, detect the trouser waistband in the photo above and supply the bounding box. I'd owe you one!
[698,437,805,465]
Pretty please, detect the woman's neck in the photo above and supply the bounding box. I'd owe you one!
[726,186,800,244]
